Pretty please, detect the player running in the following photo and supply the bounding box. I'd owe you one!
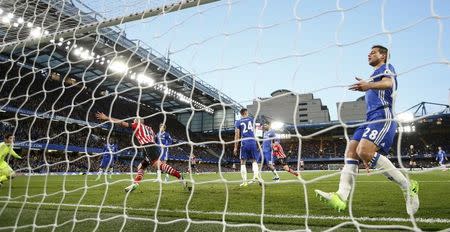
[95,112,190,192]
[315,45,419,215]
[272,140,300,179]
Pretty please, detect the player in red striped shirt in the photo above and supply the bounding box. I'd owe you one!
[96,112,191,192]
[272,140,300,178]
[189,154,199,174]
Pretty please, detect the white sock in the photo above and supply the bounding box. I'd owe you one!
[337,159,359,201]
[240,165,247,182]
[97,169,103,175]
[252,162,260,180]
[272,168,279,178]
[157,169,162,180]
[372,153,408,191]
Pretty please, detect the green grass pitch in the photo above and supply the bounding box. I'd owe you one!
[0,170,449,231]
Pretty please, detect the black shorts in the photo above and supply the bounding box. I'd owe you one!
[275,157,287,165]
[139,145,160,163]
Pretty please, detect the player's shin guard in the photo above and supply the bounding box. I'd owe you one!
[160,163,181,179]
[336,159,359,201]
[240,165,247,182]
[371,153,408,190]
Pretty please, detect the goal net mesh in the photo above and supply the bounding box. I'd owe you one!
[0,0,449,231]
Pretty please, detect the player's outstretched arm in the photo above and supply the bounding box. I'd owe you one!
[349,77,393,91]
[95,112,130,128]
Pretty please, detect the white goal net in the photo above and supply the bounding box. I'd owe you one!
[0,0,449,231]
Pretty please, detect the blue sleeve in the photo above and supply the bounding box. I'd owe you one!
[167,133,173,145]
[382,64,396,79]
[235,120,240,129]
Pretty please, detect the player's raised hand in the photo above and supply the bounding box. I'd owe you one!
[349,77,370,92]
[96,112,108,121]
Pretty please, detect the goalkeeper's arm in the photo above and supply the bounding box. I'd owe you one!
[0,143,22,159]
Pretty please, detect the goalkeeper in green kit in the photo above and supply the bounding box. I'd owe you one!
[0,134,22,187]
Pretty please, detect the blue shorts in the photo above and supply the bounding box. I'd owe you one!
[352,109,397,154]
[240,142,258,160]
[258,150,273,165]
[438,158,445,165]
[100,155,114,169]
[159,148,169,161]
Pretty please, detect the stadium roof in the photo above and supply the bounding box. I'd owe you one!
[0,0,243,114]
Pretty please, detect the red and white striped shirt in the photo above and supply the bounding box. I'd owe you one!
[131,122,155,145]
[190,156,197,164]
[272,143,286,159]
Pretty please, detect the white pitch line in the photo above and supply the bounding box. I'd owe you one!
[11,178,450,184]
[1,201,449,224]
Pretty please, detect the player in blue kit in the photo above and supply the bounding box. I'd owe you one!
[315,45,419,215]
[259,122,280,182]
[156,123,173,182]
[436,146,447,171]
[95,140,119,180]
[234,108,261,187]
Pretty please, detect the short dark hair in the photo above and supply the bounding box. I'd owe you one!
[240,108,248,115]
[372,45,389,62]
[4,133,13,140]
